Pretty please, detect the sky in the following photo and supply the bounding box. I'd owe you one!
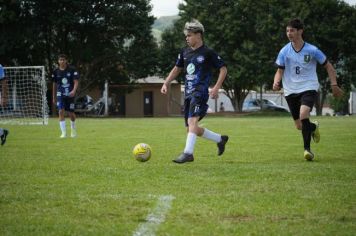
[150,0,182,17]
[150,0,356,17]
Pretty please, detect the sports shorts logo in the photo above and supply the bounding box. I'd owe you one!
[187,63,195,75]
[304,55,311,63]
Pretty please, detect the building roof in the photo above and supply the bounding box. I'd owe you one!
[136,76,178,84]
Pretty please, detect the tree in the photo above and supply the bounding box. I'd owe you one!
[158,0,356,113]
[0,0,159,96]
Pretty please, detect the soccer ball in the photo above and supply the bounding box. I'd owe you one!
[132,143,152,162]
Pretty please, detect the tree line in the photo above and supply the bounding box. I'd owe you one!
[1,0,355,114]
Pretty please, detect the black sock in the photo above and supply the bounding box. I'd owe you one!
[301,119,312,150]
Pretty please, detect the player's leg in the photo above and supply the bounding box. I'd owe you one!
[173,98,195,163]
[58,109,66,138]
[194,96,229,156]
[68,97,77,138]
[0,128,9,146]
[286,93,313,160]
[56,95,66,138]
[299,91,318,161]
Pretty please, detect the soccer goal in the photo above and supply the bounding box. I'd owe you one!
[0,66,49,125]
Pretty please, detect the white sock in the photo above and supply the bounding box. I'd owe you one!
[183,132,197,154]
[71,120,76,130]
[0,128,3,136]
[60,121,66,134]
[202,128,222,143]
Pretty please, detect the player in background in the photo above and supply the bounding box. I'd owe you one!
[0,64,9,145]
[52,54,79,138]
[161,19,228,163]
[273,19,343,161]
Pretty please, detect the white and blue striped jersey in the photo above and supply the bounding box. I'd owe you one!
[275,42,327,96]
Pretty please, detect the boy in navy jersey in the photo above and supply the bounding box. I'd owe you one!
[52,54,79,138]
[273,19,343,161]
[161,19,228,163]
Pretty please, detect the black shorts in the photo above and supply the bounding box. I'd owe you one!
[184,93,209,127]
[57,96,75,112]
[285,90,317,120]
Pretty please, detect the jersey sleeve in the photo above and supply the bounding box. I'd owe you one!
[314,48,327,65]
[70,66,80,80]
[210,50,226,69]
[275,48,286,69]
[175,49,184,68]
[0,65,4,80]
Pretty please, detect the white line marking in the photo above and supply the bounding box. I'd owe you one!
[133,195,175,236]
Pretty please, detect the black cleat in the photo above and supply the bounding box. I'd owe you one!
[1,129,9,146]
[173,153,194,164]
[217,135,229,156]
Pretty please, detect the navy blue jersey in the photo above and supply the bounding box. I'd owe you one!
[52,66,79,97]
[176,45,225,98]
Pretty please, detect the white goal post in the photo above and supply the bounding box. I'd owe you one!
[0,66,49,125]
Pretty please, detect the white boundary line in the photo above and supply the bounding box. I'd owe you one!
[133,195,175,236]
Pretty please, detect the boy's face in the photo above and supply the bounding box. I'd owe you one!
[185,31,201,47]
[58,57,67,68]
[286,26,303,42]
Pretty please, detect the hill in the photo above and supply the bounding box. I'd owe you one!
[152,15,180,42]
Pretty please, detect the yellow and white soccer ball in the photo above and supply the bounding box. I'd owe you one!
[132,143,152,162]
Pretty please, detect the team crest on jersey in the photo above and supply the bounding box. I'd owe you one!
[304,55,311,63]
[187,63,195,75]
[197,55,205,63]
[62,78,68,84]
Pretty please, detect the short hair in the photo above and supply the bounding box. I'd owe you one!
[287,18,304,30]
[58,54,68,60]
[184,19,204,35]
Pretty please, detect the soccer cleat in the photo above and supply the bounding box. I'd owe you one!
[304,149,314,161]
[311,120,320,143]
[217,135,229,156]
[71,129,77,138]
[60,133,66,138]
[1,129,9,146]
[173,153,194,164]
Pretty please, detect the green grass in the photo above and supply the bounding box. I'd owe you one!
[1,116,356,235]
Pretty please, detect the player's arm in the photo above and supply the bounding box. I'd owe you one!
[52,81,57,105]
[69,79,78,97]
[273,68,284,91]
[210,66,227,99]
[1,79,8,106]
[161,66,182,94]
[324,61,343,98]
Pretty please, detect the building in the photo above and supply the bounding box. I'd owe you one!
[110,76,181,117]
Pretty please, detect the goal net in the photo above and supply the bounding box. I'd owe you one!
[0,66,49,125]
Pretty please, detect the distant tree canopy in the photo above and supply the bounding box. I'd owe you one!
[160,0,356,113]
[0,0,159,95]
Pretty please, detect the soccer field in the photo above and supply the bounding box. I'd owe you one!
[1,116,356,235]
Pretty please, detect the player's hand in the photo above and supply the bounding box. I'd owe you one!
[331,85,344,98]
[273,81,281,91]
[161,83,168,94]
[209,87,219,99]
[69,91,76,97]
